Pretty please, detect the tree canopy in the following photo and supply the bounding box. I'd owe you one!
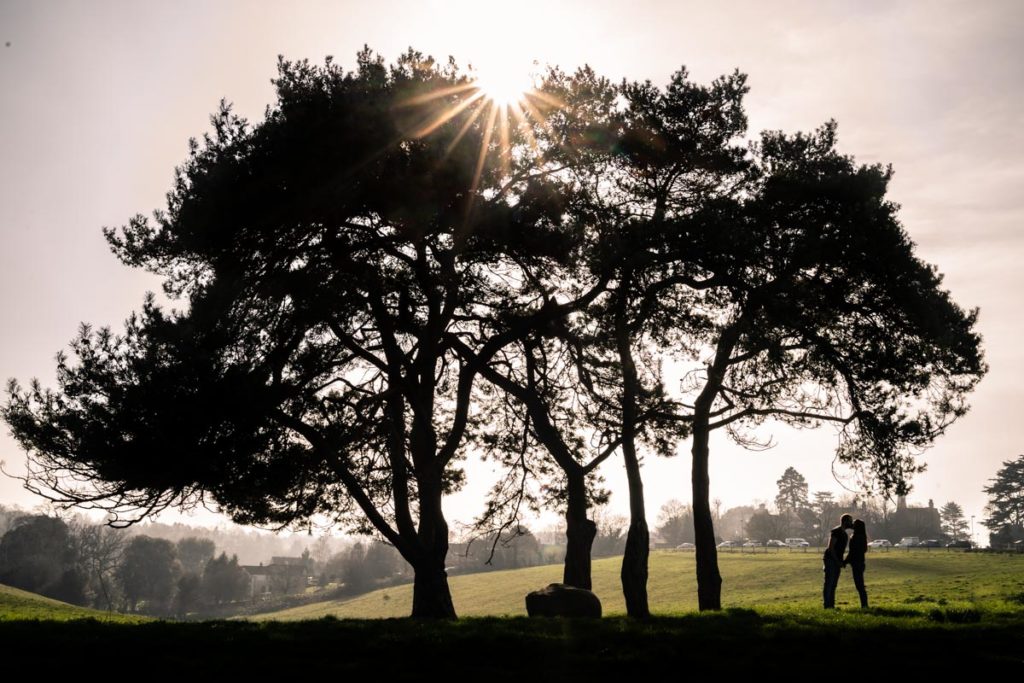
[3,49,584,618]
[0,515,83,603]
[116,535,179,613]
[775,467,810,513]
[939,501,968,541]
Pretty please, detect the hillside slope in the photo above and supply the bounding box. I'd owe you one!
[0,583,144,621]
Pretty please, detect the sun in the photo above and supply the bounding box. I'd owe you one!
[396,51,563,205]
[472,61,535,106]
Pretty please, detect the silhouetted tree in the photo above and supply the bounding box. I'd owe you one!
[321,551,347,584]
[455,66,627,596]
[339,542,373,594]
[173,572,203,617]
[775,467,809,513]
[626,113,985,609]
[116,535,179,613]
[466,325,620,588]
[857,496,895,542]
[310,534,334,570]
[717,505,757,541]
[983,455,1024,545]
[69,518,127,610]
[0,515,83,604]
[176,537,216,576]
[746,509,787,544]
[454,525,543,571]
[325,539,406,588]
[939,501,968,541]
[202,552,250,605]
[656,500,694,546]
[2,49,578,619]
[584,507,626,558]
[585,66,751,617]
[364,540,404,580]
[0,505,22,537]
[476,64,742,616]
[989,524,1024,549]
[810,492,838,547]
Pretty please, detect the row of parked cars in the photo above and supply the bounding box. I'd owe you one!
[712,538,812,549]
[889,536,973,549]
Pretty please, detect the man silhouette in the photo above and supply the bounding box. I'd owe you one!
[822,513,853,608]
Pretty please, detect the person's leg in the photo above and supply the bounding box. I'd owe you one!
[852,563,868,607]
[823,562,839,608]
[827,565,835,610]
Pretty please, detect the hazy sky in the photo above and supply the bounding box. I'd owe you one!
[1,1,1022,540]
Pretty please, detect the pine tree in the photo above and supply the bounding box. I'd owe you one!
[939,501,968,541]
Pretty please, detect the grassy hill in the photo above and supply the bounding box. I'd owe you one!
[252,549,1024,620]
[0,583,144,622]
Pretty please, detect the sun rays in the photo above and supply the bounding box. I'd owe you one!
[396,65,564,206]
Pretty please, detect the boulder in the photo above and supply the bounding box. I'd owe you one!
[525,583,602,618]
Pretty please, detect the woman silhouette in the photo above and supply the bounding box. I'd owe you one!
[845,519,869,607]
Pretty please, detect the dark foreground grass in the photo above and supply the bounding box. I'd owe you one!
[3,608,1022,677]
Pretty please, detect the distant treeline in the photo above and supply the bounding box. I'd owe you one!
[0,506,592,617]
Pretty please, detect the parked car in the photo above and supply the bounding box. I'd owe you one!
[676,542,695,550]
[945,540,972,549]
[717,540,742,548]
[895,536,920,548]
[766,539,788,547]
[742,540,763,547]
[919,539,942,548]
[867,539,892,548]
[785,538,810,548]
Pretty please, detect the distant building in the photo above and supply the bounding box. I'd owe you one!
[888,496,942,541]
[240,556,309,598]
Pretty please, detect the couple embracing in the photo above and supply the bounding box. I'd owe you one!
[823,513,868,609]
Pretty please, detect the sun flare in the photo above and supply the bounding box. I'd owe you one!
[472,62,535,106]
[397,51,563,204]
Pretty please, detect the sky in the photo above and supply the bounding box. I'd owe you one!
[1,1,1022,542]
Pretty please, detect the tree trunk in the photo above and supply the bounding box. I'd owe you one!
[621,444,650,616]
[621,515,650,617]
[99,574,113,612]
[564,470,597,589]
[689,316,746,611]
[616,280,650,617]
[410,474,457,619]
[692,418,722,610]
[617,356,650,615]
[411,560,456,619]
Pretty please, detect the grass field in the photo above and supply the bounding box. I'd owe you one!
[2,552,1022,673]
[252,549,1024,619]
[0,583,145,622]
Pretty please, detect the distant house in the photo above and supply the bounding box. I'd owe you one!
[888,496,942,541]
[240,556,309,598]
